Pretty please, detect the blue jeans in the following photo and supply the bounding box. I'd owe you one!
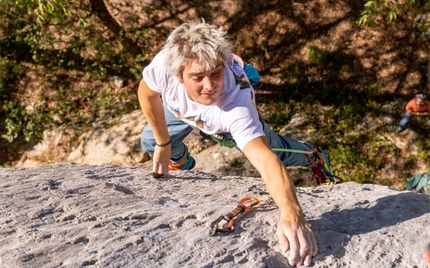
[398,112,413,129]
[141,105,315,167]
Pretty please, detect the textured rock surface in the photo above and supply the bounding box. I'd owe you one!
[1,163,429,267]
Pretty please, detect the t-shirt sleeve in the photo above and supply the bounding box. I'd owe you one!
[225,106,265,150]
[142,51,168,94]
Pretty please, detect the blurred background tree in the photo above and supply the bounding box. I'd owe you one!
[0,0,429,184]
[0,0,147,144]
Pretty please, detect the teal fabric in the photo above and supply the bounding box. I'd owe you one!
[244,63,260,86]
[405,173,430,194]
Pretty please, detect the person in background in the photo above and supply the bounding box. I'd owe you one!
[137,19,328,266]
[397,92,430,133]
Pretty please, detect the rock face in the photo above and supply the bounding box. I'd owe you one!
[0,163,429,268]
[66,110,147,165]
[16,110,149,167]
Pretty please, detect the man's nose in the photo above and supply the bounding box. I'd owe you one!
[203,76,213,90]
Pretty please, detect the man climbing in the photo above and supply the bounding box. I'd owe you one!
[397,92,430,133]
[137,19,334,266]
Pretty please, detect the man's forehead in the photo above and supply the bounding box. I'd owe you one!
[185,60,222,74]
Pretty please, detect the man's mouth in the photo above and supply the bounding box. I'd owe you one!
[202,90,216,95]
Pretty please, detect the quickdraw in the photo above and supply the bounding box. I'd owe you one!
[305,148,343,185]
[272,147,344,185]
[209,197,260,236]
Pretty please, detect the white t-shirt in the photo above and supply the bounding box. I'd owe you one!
[142,50,265,150]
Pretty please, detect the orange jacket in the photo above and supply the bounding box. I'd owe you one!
[405,99,430,113]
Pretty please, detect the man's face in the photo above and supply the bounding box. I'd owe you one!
[180,59,224,105]
[416,98,424,107]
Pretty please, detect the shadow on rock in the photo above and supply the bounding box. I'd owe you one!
[311,191,430,260]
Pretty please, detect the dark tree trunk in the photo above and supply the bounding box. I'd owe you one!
[89,0,142,66]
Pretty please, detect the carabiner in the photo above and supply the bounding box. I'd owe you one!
[209,196,260,236]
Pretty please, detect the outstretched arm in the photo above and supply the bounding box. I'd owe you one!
[242,136,318,267]
[137,79,171,176]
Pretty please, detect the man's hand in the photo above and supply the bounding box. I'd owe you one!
[138,78,172,178]
[277,215,318,267]
[152,144,171,178]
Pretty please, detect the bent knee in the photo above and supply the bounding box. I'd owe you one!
[140,135,156,154]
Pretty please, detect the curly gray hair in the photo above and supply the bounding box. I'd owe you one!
[162,19,234,76]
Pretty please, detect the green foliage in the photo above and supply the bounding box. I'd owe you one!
[30,0,77,25]
[0,0,147,145]
[357,0,426,26]
[306,45,342,67]
[415,139,430,168]
[269,101,295,126]
[0,56,24,94]
[1,100,50,142]
[130,54,148,80]
[0,0,427,186]
[230,158,243,169]
[329,143,376,184]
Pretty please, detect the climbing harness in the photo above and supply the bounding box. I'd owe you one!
[272,147,343,185]
[199,131,237,148]
[209,197,260,236]
[210,133,237,148]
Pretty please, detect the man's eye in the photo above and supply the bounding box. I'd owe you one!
[193,77,203,82]
[212,71,221,77]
